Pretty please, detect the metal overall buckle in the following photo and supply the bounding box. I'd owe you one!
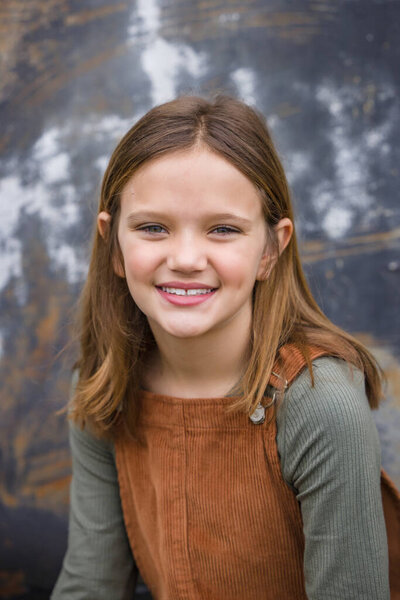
[249,371,288,424]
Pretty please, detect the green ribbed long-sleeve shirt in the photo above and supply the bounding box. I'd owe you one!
[51,357,390,599]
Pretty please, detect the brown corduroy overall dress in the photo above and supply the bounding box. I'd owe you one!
[114,347,400,600]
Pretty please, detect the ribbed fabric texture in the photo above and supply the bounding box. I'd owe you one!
[276,358,394,599]
[115,394,307,600]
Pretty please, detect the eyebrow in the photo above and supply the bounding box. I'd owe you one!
[126,211,253,227]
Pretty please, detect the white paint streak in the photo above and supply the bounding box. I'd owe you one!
[93,114,132,136]
[365,122,391,151]
[0,175,26,248]
[0,109,146,293]
[129,0,207,106]
[316,85,368,208]
[0,233,22,289]
[285,151,310,183]
[41,153,70,185]
[218,12,240,25]
[231,68,257,105]
[0,173,83,289]
[0,128,82,290]
[0,98,153,292]
[142,38,205,105]
[55,244,87,281]
[95,155,109,172]
[33,128,59,157]
[136,0,160,33]
[322,206,353,239]
[311,81,393,238]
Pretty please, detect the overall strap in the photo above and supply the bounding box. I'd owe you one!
[268,343,330,390]
[249,344,330,424]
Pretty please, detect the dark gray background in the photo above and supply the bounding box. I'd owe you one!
[1,1,399,598]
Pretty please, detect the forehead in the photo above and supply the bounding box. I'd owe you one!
[120,148,264,219]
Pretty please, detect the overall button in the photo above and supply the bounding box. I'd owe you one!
[249,403,266,424]
[249,392,278,424]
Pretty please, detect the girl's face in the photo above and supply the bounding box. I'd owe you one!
[99,148,291,342]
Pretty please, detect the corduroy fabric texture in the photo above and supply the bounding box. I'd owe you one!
[114,346,400,600]
[115,394,308,600]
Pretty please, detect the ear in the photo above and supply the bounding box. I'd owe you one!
[97,211,111,239]
[97,211,125,278]
[275,217,293,255]
[256,218,293,281]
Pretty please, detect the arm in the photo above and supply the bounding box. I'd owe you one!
[276,357,390,600]
[51,419,137,600]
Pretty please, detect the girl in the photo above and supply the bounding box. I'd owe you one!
[52,95,398,599]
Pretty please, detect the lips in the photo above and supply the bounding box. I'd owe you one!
[156,283,217,306]
[157,281,217,290]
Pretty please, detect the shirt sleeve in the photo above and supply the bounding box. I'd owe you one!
[276,356,390,600]
[51,419,137,600]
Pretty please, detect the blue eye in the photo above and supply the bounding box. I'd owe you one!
[211,226,240,235]
[138,224,166,234]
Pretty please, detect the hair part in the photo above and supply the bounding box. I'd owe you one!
[70,94,384,439]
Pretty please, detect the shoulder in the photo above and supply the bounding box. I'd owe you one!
[277,355,372,432]
[288,354,365,398]
[276,356,381,485]
[67,369,115,461]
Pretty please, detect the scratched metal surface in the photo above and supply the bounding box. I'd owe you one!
[0,1,399,597]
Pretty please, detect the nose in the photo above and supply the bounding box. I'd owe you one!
[166,232,208,273]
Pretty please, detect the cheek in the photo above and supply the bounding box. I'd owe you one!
[122,243,160,279]
[217,250,262,288]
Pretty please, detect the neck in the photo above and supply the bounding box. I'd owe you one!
[144,313,252,398]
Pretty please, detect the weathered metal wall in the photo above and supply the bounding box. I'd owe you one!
[1,1,399,598]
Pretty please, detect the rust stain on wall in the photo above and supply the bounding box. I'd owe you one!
[0,570,27,598]
[65,3,127,26]
[160,4,335,44]
[246,11,320,27]
[161,2,252,41]
[24,474,71,504]
[0,0,131,116]
[275,102,302,118]
[354,333,400,409]
[0,0,69,39]
[300,227,400,264]
[363,83,377,116]
[310,1,338,14]
[242,9,331,43]
[0,0,69,99]
[13,43,129,109]
[1,460,71,515]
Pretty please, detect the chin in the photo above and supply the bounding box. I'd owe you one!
[163,321,212,339]
[167,328,208,339]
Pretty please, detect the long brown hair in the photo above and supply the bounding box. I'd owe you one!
[70,94,383,438]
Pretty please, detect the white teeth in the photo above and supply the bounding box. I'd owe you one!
[164,287,186,295]
[160,287,214,296]
[187,289,212,296]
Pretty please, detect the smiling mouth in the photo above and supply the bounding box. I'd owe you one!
[158,286,216,296]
